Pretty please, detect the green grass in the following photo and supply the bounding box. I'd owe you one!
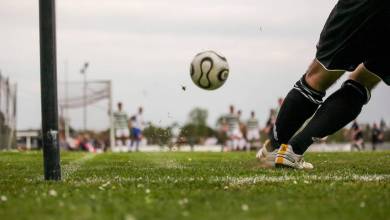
[0,151,389,220]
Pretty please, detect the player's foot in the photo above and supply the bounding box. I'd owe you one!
[275,144,313,169]
[256,139,277,168]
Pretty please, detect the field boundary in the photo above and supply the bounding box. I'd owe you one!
[111,143,390,153]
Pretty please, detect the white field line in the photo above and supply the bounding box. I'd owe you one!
[151,159,186,169]
[77,174,390,186]
[211,174,390,186]
[62,153,96,179]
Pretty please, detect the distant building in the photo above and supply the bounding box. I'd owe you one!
[16,130,41,150]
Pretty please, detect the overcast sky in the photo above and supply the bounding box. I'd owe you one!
[1,0,389,130]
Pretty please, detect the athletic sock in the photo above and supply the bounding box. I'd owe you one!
[270,75,325,150]
[289,79,370,155]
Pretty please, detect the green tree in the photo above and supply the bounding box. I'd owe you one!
[188,107,208,126]
[327,128,348,143]
[179,108,216,144]
[143,124,172,146]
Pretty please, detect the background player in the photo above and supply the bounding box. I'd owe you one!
[350,121,365,151]
[246,111,261,150]
[130,106,145,152]
[237,110,247,151]
[224,105,242,151]
[371,122,381,151]
[113,102,129,147]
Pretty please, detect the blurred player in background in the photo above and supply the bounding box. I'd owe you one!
[130,106,145,151]
[237,110,247,151]
[262,98,283,141]
[371,122,381,151]
[258,0,389,169]
[379,119,386,144]
[246,111,260,150]
[380,119,387,131]
[224,105,242,151]
[113,102,129,147]
[350,121,365,151]
[263,109,276,139]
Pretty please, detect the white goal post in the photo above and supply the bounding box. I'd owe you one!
[58,80,115,149]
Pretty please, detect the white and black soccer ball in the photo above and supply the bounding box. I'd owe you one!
[190,50,229,90]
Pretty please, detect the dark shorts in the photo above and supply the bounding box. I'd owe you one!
[316,0,390,85]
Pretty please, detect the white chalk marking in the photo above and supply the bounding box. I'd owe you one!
[62,153,97,179]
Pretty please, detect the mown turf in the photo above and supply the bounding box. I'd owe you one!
[0,151,389,220]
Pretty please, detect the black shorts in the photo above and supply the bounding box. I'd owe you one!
[316,0,390,85]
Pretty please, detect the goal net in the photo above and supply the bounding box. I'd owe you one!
[58,80,114,148]
[0,73,17,150]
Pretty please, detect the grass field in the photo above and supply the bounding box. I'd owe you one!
[0,151,389,220]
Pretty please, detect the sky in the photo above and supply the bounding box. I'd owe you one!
[0,0,389,130]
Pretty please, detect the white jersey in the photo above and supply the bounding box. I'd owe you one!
[224,113,242,139]
[132,113,144,130]
[225,113,239,132]
[247,117,259,131]
[113,110,128,129]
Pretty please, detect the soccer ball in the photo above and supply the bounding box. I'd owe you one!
[190,50,229,90]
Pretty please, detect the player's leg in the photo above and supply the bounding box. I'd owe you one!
[233,129,241,151]
[248,129,259,151]
[287,64,380,156]
[270,59,344,150]
[260,0,388,168]
[135,129,141,151]
[274,0,389,168]
[258,60,343,167]
[129,128,135,151]
[267,0,368,151]
[115,130,120,146]
[226,132,234,151]
[352,142,359,152]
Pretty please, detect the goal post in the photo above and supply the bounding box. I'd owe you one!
[39,0,61,180]
[58,80,115,149]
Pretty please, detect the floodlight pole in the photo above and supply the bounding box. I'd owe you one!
[83,67,87,131]
[109,81,115,149]
[39,0,61,180]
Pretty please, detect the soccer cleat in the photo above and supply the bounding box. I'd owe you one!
[256,139,278,168]
[275,144,313,169]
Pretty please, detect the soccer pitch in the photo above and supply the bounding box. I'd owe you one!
[0,152,389,220]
